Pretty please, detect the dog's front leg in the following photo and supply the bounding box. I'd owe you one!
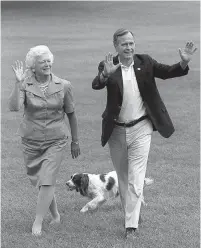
[80,195,106,213]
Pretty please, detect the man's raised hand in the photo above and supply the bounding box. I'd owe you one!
[103,53,121,76]
[179,41,197,63]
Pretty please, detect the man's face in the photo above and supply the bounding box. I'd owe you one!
[34,53,52,76]
[115,32,135,60]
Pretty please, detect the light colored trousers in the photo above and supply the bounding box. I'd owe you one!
[108,119,153,228]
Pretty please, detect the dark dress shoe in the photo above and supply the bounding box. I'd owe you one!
[125,228,137,239]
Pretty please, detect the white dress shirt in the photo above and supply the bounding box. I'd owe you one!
[117,61,147,123]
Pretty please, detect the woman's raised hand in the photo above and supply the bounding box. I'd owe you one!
[12,60,25,82]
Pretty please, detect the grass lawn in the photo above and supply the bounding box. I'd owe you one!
[1,1,200,248]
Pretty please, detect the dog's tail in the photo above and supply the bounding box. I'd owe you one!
[144,177,154,186]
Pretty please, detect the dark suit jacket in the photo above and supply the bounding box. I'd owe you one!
[92,54,189,147]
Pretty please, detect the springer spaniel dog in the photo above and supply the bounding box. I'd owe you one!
[66,171,153,213]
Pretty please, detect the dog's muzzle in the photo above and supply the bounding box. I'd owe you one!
[66,180,76,191]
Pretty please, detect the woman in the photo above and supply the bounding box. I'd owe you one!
[9,45,80,236]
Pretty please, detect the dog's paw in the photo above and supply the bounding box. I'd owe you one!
[80,206,88,213]
[142,201,147,207]
[144,177,154,186]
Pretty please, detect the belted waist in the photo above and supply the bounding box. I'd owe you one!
[114,115,148,128]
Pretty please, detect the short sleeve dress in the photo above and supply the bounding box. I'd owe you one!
[19,73,75,187]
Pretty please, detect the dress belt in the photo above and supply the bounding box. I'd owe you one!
[114,115,148,128]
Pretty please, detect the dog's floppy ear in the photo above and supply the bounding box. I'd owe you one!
[71,174,82,192]
[79,174,89,196]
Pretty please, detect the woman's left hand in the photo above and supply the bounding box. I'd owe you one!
[71,142,81,159]
[12,60,25,82]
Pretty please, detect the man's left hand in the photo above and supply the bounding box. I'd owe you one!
[179,41,197,62]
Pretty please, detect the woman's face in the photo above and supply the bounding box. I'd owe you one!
[34,53,53,76]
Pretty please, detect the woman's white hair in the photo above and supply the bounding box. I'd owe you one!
[25,45,54,69]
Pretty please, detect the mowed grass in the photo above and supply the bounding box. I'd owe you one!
[1,1,200,248]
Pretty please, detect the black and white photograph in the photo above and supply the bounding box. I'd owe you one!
[1,1,200,247]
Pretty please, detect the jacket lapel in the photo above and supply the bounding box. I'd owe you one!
[133,54,145,93]
[25,76,44,98]
[112,54,145,97]
[46,74,62,96]
[112,55,123,96]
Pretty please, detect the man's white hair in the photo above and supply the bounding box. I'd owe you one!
[25,45,54,69]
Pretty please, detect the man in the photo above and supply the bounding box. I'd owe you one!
[92,28,197,240]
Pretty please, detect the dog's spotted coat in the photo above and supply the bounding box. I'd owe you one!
[66,171,153,213]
